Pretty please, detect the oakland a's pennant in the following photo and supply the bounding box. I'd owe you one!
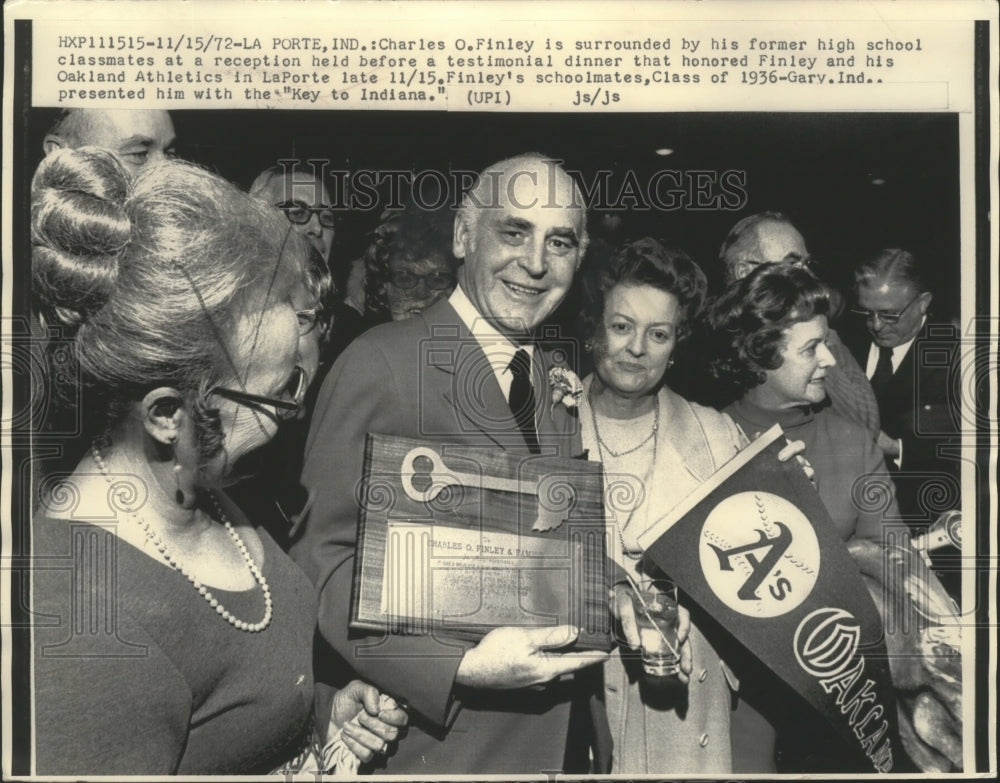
[637,424,900,773]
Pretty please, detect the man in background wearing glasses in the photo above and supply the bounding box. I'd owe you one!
[847,248,961,520]
[713,211,880,436]
[250,165,337,279]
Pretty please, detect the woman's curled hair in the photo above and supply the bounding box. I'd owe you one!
[580,237,707,344]
[702,264,830,394]
[362,202,456,321]
[31,148,132,328]
[31,146,308,445]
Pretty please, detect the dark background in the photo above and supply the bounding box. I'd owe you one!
[28,110,961,321]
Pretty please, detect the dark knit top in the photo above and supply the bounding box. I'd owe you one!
[725,396,899,544]
[32,502,318,775]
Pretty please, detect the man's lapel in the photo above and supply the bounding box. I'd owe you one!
[536,344,582,457]
[881,322,926,399]
[420,300,582,456]
[422,300,521,449]
[892,331,921,390]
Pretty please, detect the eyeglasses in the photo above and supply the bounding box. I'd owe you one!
[389,270,457,291]
[784,253,813,270]
[850,293,922,325]
[277,201,337,230]
[747,253,812,270]
[296,308,321,336]
[210,365,307,421]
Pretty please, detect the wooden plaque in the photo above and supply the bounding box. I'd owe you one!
[351,433,612,650]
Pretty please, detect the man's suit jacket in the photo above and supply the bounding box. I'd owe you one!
[289,298,593,774]
[844,321,962,520]
[823,326,881,437]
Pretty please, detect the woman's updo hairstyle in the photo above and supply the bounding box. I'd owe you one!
[31,147,132,328]
[32,147,307,435]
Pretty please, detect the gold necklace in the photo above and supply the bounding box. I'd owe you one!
[91,443,273,633]
[589,394,659,560]
[591,399,659,457]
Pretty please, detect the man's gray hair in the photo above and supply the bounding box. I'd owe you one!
[456,153,589,257]
[854,248,927,292]
[717,210,795,265]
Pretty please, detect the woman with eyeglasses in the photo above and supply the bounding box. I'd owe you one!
[363,202,459,323]
[226,246,336,549]
[30,148,406,775]
[701,263,902,772]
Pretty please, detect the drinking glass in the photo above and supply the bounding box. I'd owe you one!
[632,579,680,678]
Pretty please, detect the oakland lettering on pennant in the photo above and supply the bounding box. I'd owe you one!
[794,607,895,772]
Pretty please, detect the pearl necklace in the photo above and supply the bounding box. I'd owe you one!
[589,394,659,560]
[91,443,273,633]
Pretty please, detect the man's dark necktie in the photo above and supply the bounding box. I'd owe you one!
[870,345,895,396]
[508,349,540,454]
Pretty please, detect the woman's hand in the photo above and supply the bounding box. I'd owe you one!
[876,429,901,458]
[611,584,693,683]
[770,435,816,486]
[330,680,408,764]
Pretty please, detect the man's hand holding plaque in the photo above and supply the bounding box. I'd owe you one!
[456,626,609,689]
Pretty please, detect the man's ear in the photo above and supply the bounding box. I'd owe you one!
[453,214,469,259]
[918,291,933,315]
[42,134,67,157]
[140,387,187,445]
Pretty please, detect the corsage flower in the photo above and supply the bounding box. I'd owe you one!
[548,366,583,413]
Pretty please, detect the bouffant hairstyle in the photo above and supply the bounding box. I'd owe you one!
[32,147,307,450]
[363,202,457,321]
[580,237,708,344]
[703,264,830,394]
[303,244,337,342]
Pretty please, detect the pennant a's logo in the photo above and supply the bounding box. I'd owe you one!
[699,491,821,618]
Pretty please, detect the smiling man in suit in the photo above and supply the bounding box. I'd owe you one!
[290,154,609,774]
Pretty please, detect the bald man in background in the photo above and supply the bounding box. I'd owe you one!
[43,109,176,175]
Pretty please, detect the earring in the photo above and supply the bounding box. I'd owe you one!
[667,358,675,369]
[171,440,184,506]
[584,339,593,353]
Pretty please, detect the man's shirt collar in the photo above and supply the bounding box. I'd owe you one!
[865,316,926,376]
[449,285,534,399]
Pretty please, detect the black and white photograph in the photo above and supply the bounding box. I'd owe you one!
[2,1,995,779]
